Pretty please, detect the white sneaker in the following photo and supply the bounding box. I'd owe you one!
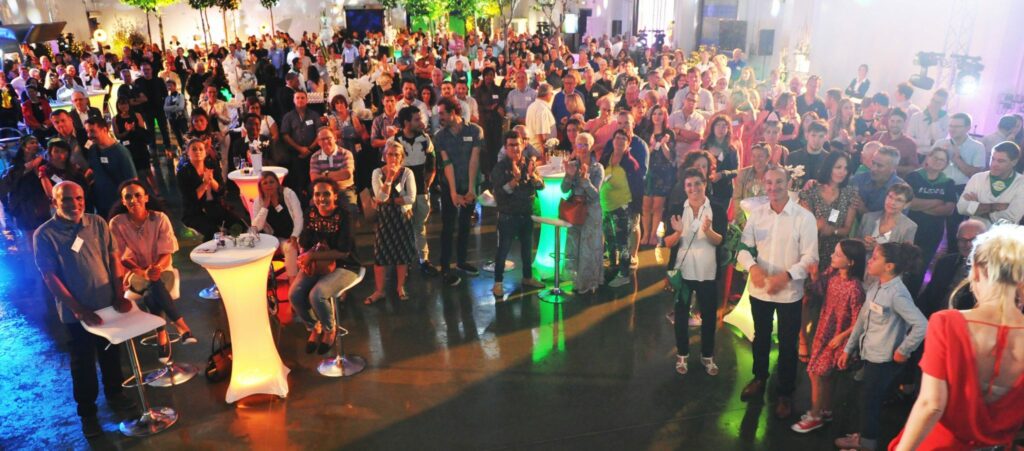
[629,256,639,269]
[675,355,688,375]
[701,356,719,376]
[608,273,631,287]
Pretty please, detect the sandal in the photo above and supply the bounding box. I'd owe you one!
[799,340,810,363]
[363,293,385,305]
[397,288,409,301]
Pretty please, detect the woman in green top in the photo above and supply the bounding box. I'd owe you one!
[601,130,639,287]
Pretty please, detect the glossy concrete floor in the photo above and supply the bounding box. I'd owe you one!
[0,170,913,450]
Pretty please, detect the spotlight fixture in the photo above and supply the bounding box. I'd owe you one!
[952,54,984,97]
[909,51,943,90]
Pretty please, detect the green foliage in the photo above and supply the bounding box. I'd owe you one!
[187,0,216,9]
[258,0,279,8]
[119,0,178,12]
[214,0,240,10]
[110,17,146,50]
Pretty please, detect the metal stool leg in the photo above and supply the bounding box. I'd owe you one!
[144,332,198,387]
[318,296,366,377]
[119,338,178,436]
[542,225,567,304]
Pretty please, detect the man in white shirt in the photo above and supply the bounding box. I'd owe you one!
[907,89,950,158]
[957,142,1024,226]
[395,79,429,127]
[505,70,537,124]
[672,68,714,114]
[525,83,557,151]
[445,49,470,74]
[893,82,922,119]
[938,112,988,247]
[736,166,819,418]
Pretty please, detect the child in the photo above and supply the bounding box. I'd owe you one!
[792,240,866,433]
[835,242,928,450]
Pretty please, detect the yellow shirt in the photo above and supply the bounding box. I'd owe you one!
[600,164,631,212]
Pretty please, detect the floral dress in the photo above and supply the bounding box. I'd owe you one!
[799,183,858,269]
[806,268,865,376]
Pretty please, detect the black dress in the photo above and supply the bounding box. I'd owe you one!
[373,170,417,266]
[115,114,151,172]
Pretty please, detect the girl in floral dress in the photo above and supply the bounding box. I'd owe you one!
[792,239,867,433]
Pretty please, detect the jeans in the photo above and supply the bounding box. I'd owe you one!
[167,114,188,149]
[602,206,633,275]
[860,361,903,446]
[143,109,171,148]
[750,296,802,396]
[675,279,718,358]
[945,184,966,252]
[412,194,432,262]
[66,322,125,417]
[494,213,534,283]
[440,189,473,270]
[289,268,361,331]
[127,272,180,331]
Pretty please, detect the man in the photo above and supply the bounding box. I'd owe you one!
[824,89,842,120]
[525,83,557,152]
[431,81,466,133]
[856,92,889,141]
[981,114,1023,161]
[395,44,416,83]
[392,106,438,275]
[957,141,1024,226]
[668,92,706,155]
[280,91,324,199]
[370,94,399,151]
[907,88,950,158]
[796,75,827,118]
[737,167,818,419]
[445,48,470,74]
[185,62,209,108]
[275,72,301,120]
[230,113,271,172]
[552,70,581,126]
[433,97,483,286]
[474,67,506,181]
[341,40,359,78]
[672,67,714,114]
[117,69,147,115]
[490,131,547,297]
[505,70,537,124]
[892,82,922,119]
[577,66,611,120]
[874,109,919,177]
[851,146,904,213]
[727,48,747,83]
[935,112,987,247]
[33,181,136,437]
[845,64,871,99]
[918,219,986,316]
[85,117,137,216]
[50,110,90,170]
[309,127,357,214]
[395,79,429,127]
[163,79,188,151]
[133,63,170,149]
[455,82,478,124]
[786,120,830,186]
[69,90,102,134]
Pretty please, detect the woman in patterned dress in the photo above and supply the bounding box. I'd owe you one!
[791,239,867,433]
[364,140,417,304]
[561,132,604,294]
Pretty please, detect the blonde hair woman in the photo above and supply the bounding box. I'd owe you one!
[890,224,1024,450]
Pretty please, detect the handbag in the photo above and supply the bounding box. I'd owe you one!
[558,194,588,226]
[204,329,232,383]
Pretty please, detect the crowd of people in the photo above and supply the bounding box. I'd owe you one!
[2,26,1023,448]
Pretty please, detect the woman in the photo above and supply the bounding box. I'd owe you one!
[828,98,856,147]
[326,94,373,192]
[113,97,156,190]
[856,183,918,253]
[735,67,758,91]
[772,92,801,145]
[305,67,327,115]
[601,130,640,287]
[665,168,727,375]
[0,74,22,128]
[245,96,279,142]
[905,147,956,273]
[1,136,49,231]
[252,171,303,282]
[799,151,859,269]
[890,224,1024,450]
[38,138,88,202]
[175,139,245,239]
[702,114,739,210]
[109,180,197,362]
[182,109,221,169]
[419,85,436,111]
[365,140,417,303]
[732,142,771,227]
[640,106,675,247]
[290,178,361,355]
[561,132,604,294]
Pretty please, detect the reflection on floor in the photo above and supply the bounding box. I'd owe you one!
[0,211,913,450]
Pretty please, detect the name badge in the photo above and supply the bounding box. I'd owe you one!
[869,301,884,315]
[100,156,109,164]
[462,136,473,142]
[592,92,599,97]
[876,231,892,244]
[275,204,284,212]
[319,153,328,161]
[492,95,499,99]
[123,140,130,146]
[828,209,840,223]
[305,119,314,126]
[71,236,84,253]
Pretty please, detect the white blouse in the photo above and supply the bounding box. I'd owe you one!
[673,197,718,281]
[252,187,304,238]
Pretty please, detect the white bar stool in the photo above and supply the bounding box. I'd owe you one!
[318,267,368,377]
[531,215,573,304]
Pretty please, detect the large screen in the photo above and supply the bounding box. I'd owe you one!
[345,9,384,34]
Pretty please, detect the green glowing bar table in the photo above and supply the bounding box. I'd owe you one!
[533,166,567,280]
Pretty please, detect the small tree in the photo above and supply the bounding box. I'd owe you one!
[215,0,241,43]
[259,0,280,36]
[120,0,178,45]
[188,0,216,50]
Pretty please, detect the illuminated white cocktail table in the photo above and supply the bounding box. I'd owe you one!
[532,163,567,280]
[227,166,288,217]
[190,234,289,403]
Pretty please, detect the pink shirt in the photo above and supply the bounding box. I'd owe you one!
[109,211,179,269]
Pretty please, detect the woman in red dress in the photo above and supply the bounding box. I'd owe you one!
[890,224,1024,450]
